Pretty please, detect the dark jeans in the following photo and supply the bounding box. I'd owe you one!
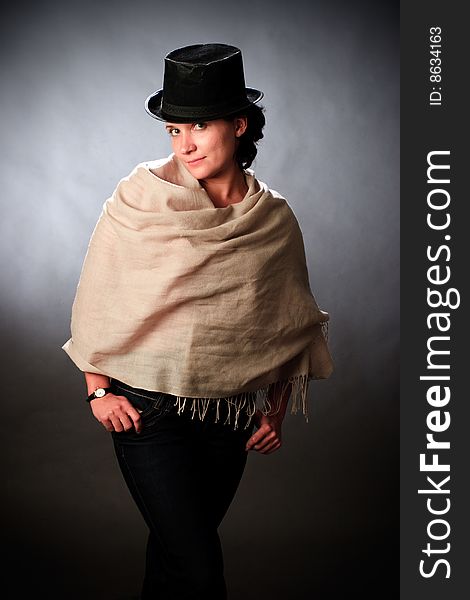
[110,378,255,600]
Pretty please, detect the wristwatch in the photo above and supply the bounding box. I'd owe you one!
[86,387,112,403]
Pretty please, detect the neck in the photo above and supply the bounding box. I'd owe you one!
[199,165,248,208]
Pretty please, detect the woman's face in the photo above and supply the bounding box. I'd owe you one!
[165,117,247,180]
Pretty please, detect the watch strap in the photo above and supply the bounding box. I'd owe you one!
[86,387,113,403]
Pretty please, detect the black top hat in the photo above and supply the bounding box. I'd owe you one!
[145,43,263,123]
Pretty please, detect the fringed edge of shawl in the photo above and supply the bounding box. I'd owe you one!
[171,373,312,431]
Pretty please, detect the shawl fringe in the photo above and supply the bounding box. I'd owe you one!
[172,373,314,430]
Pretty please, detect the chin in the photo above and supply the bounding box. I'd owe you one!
[184,163,215,180]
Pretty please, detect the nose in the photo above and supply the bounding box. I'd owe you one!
[179,131,196,155]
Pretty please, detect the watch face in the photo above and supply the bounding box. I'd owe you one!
[95,388,106,398]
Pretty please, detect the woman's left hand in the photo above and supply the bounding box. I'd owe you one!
[245,409,284,455]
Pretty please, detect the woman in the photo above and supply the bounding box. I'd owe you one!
[62,43,333,600]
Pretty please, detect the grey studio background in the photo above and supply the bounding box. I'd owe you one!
[1,1,399,599]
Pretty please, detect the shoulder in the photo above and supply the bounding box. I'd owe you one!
[246,169,287,203]
[120,157,167,187]
[267,186,285,203]
[258,177,303,233]
[253,173,297,217]
[246,171,282,202]
[112,157,170,202]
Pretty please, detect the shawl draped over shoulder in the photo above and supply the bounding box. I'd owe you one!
[62,154,333,428]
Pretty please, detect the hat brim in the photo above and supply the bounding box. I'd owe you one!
[145,88,264,123]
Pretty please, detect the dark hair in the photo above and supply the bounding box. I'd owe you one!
[224,104,266,170]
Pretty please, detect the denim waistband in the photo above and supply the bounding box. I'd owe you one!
[110,378,169,402]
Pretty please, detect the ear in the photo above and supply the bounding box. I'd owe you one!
[234,116,248,137]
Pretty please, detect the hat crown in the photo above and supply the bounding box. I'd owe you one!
[162,44,247,112]
[166,43,240,66]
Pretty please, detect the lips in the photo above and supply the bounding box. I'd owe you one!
[187,157,205,165]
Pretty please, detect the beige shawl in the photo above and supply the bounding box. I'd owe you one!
[62,154,333,428]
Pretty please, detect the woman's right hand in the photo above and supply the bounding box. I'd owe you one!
[89,393,143,434]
